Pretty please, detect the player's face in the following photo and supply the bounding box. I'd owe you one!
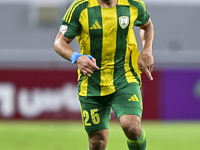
[102,0,110,1]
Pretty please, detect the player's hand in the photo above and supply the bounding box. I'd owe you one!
[76,56,99,77]
[138,51,154,81]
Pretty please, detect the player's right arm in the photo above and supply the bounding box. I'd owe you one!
[54,31,99,77]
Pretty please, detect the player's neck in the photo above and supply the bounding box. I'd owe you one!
[97,0,118,8]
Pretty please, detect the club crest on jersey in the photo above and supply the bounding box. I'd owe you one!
[119,16,129,29]
[60,25,68,35]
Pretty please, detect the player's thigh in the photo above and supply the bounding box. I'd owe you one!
[111,82,143,119]
[79,95,111,134]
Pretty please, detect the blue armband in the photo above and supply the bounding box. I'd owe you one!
[70,52,93,64]
[70,52,82,64]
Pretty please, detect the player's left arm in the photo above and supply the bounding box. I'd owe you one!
[138,18,154,81]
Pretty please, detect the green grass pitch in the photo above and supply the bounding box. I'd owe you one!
[0,121,199,150]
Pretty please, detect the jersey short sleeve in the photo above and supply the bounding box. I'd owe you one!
[60,0,83,39]
[133,1,150,26]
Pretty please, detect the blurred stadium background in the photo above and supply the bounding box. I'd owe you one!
[0,0,200,149]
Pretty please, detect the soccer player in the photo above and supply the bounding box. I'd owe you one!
[54,0,154,149]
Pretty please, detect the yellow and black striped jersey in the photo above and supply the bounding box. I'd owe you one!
[60,0,150,96]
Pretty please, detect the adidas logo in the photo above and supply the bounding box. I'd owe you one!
[90,21,102,29]
[128,94,140,102]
